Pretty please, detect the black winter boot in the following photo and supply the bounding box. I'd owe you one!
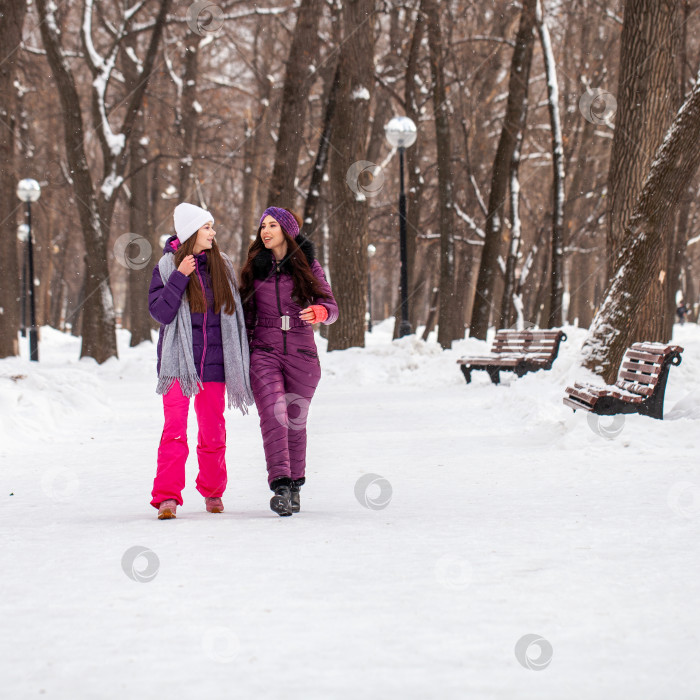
[290,478,305,513]
[270,477,293,516]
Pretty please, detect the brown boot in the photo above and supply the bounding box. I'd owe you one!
[205,497,224,513]
[157,499,177,520]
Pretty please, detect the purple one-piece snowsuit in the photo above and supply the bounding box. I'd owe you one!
[245,244,338,487]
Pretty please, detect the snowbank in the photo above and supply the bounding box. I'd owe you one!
[1,321,699,699]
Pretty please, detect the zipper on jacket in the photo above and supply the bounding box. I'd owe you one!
[195,262,208,377]
[275,263,287,356]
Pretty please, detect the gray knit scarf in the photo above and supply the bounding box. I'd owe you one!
[156,252,254,414]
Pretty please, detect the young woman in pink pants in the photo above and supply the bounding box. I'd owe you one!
[239,207,338,516]
[148,203,253,520]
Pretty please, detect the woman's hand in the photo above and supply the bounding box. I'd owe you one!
[299,305,328,324]
[299,307,316,323]
[177,255,196,276]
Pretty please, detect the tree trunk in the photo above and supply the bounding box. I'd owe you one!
[0,0,27,358]
[405,12,426,334]
[120,34,156,347]
[391,9,426,337]
[605,0,679,345]
[70,267,86,338]
[239,24,276,266]
[178,33,201,201]
[267,0,323,209]
[536,0,566,328]
[568,244,600,328]
[422,286,440,341]
[500,122,526,328]
[583,68,700,381]
[667,182,694,328]
[327,0,375,351]
[452,248,472,339]
[126,121,154,346]
[470,0,537,340]
[665,0,694,337]
[239,115,261,265]
[684,255,696,321]
[562,111,598,327]
[302,60,340,239]
[49,242,69,329]
[523,230,550,325]
[422,0,457,348]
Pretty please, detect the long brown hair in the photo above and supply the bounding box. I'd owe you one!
[239,209,330,308]
[174,235,236,314]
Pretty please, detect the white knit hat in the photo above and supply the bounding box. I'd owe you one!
[173,203,214,243]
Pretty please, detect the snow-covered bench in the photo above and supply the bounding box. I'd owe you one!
[457,329,568,385]
[563,342,684,420]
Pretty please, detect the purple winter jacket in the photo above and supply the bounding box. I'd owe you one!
[244,238,338,355]
[148,236,226,382]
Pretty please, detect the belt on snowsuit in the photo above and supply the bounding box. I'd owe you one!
[255,315,307,330]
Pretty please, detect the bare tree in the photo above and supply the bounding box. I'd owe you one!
[0,0,28,358]
[176,32,203,201]
[536,0,566,328]
[267,0,324,209]
[667,0,696,326]
[327,0,376,351]
[120,29,158,347]
[422,0,458,348]
[238,21,277,266]
[302,1,343,241]
[469,0,537,340]
[35,0,172,363]
[303,60,340,238]
[583,67,700,381]
[605,0,680,344]
[404,8,427,332]
[499,115,527,328]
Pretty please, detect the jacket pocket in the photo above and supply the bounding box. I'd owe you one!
[297,348,319,362]
[253,344,275,353]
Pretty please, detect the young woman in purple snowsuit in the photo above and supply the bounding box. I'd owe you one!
[239,207,338,516]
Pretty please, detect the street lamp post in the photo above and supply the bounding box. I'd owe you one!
[17,223,30,338]
[367,243,376,332]
[16,179,41,361]
[384,116,417,338]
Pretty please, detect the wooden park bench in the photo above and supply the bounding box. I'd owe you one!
[457,329,567,384]
[563,342,684,420]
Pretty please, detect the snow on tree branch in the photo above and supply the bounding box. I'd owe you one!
[454,202,485,239]
[82,0,127,160]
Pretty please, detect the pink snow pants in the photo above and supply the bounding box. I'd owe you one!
[150,380,227,508]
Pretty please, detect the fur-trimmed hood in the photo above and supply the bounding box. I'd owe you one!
[251,235,316,280]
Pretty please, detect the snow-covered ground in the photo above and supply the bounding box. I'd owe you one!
[1,321,699,699]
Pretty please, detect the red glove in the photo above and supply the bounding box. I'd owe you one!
[307,304,328,324]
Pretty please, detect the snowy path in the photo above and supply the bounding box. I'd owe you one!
[1,323,699,699]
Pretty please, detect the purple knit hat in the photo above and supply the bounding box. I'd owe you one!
[259,207,300,239]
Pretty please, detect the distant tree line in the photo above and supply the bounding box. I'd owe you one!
[0,0,699,379]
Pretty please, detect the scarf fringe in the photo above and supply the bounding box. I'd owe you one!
[156,373,203,397]
[227,390,253,415]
